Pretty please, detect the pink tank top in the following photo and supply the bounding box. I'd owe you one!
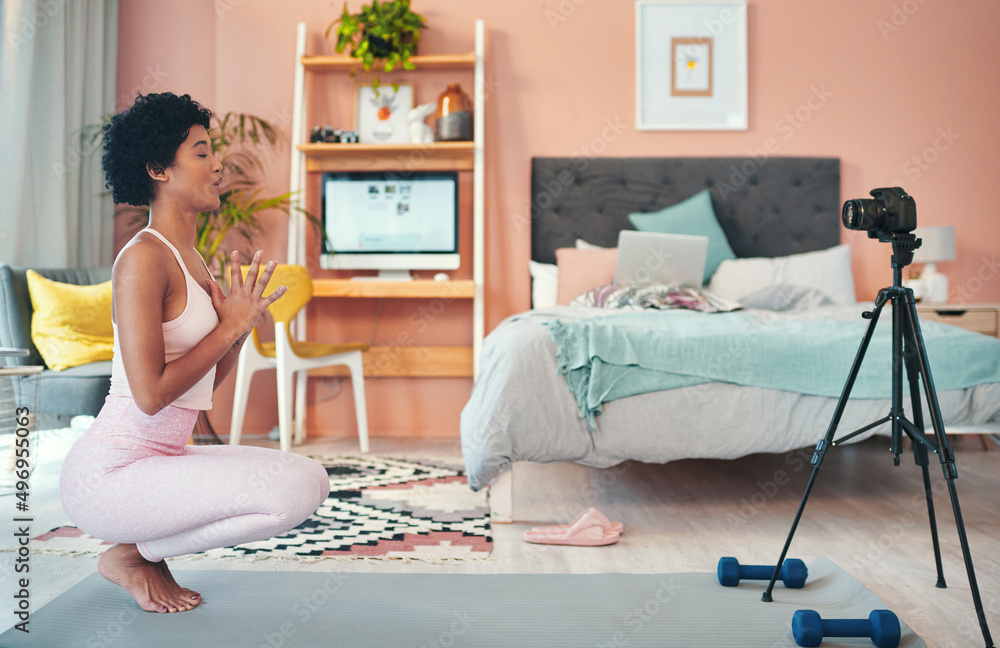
[109,229,219,410]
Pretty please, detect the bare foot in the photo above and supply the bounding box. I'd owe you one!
[157,560,201,602]
[97,544,202,613]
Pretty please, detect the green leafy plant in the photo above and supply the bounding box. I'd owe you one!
[325,0,427,90]
[114,112,319,276]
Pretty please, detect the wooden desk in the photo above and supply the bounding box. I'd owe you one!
[309,279,475,378]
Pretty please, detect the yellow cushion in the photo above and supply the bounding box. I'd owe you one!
[255,336,370,359]
[26,270,114,371]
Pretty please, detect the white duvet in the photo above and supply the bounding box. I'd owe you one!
[460,305,1000,490]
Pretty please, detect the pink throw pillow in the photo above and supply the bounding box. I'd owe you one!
[555,247,619,305]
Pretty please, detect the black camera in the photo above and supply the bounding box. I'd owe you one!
[309,126,360,144]
[842,187,917,235]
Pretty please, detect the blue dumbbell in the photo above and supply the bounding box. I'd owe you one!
[792,609,901,648]
[717,556,808,588]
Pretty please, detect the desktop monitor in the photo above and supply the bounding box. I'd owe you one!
[319,170,460,280]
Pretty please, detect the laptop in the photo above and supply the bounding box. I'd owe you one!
[614,231,709,287]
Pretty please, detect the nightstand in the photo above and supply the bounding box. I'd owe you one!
[914,303,1000,338]
[913,304,1000,447]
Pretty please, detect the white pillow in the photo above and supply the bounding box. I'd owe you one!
[708,244,856,306]
[529,260,559,309]
[575,238,605,250]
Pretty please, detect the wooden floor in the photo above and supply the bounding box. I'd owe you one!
[7,432,999,646]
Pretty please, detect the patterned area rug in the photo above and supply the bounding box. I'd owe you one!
[26,456,493,562]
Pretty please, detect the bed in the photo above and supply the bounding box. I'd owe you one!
[461,157,1000,521]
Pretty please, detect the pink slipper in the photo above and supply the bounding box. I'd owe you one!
[527,508,624,537]
[522,508,622,546]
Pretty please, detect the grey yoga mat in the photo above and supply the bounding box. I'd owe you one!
[1,557,925,648]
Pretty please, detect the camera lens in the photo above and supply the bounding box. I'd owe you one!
[843,202,858,228]
[842,198,886,231]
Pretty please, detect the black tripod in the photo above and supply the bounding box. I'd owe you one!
[761,232,995,648]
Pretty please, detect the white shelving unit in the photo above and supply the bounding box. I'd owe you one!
[286,20,486,381]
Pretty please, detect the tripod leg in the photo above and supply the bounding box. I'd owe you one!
[911,443,947,588]
[761,298,888,603]
[903,298,995,648]
[900,312,947,588]
[890,280,906,463]
[943,479,995,647]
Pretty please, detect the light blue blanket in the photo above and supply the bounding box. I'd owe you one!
[548,310,1000,421]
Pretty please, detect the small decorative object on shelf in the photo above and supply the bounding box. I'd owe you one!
[409,101,436,144]
[357,83,412,144]
[310,127,360,144]
[434,83,473,141]
[310,126,336,143]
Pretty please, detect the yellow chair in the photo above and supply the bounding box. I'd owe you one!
[229,264,370,453]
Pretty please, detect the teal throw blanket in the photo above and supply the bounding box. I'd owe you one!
[548,310,1000,421]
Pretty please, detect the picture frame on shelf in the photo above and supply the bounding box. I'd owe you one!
[356,83,414,144]
[635,1,748,131]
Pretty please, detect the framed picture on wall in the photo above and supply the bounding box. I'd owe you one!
[636,1,747,130]
[356,84,414,144]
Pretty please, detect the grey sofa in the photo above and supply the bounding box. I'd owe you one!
[0,263,113,429]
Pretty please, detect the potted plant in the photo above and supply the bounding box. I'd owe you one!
[326,0,427,90]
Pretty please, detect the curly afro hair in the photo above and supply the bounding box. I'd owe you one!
[101,93,213,207]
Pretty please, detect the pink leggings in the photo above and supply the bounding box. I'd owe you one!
[59,396,330,562]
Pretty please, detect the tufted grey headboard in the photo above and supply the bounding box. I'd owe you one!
[530,157,840,264]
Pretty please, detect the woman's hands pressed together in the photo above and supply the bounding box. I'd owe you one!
[208,250,288,345]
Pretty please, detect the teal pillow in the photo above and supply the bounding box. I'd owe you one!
[628,189,737,284]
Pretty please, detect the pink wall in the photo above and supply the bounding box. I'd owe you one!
[115,0,1000,439]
